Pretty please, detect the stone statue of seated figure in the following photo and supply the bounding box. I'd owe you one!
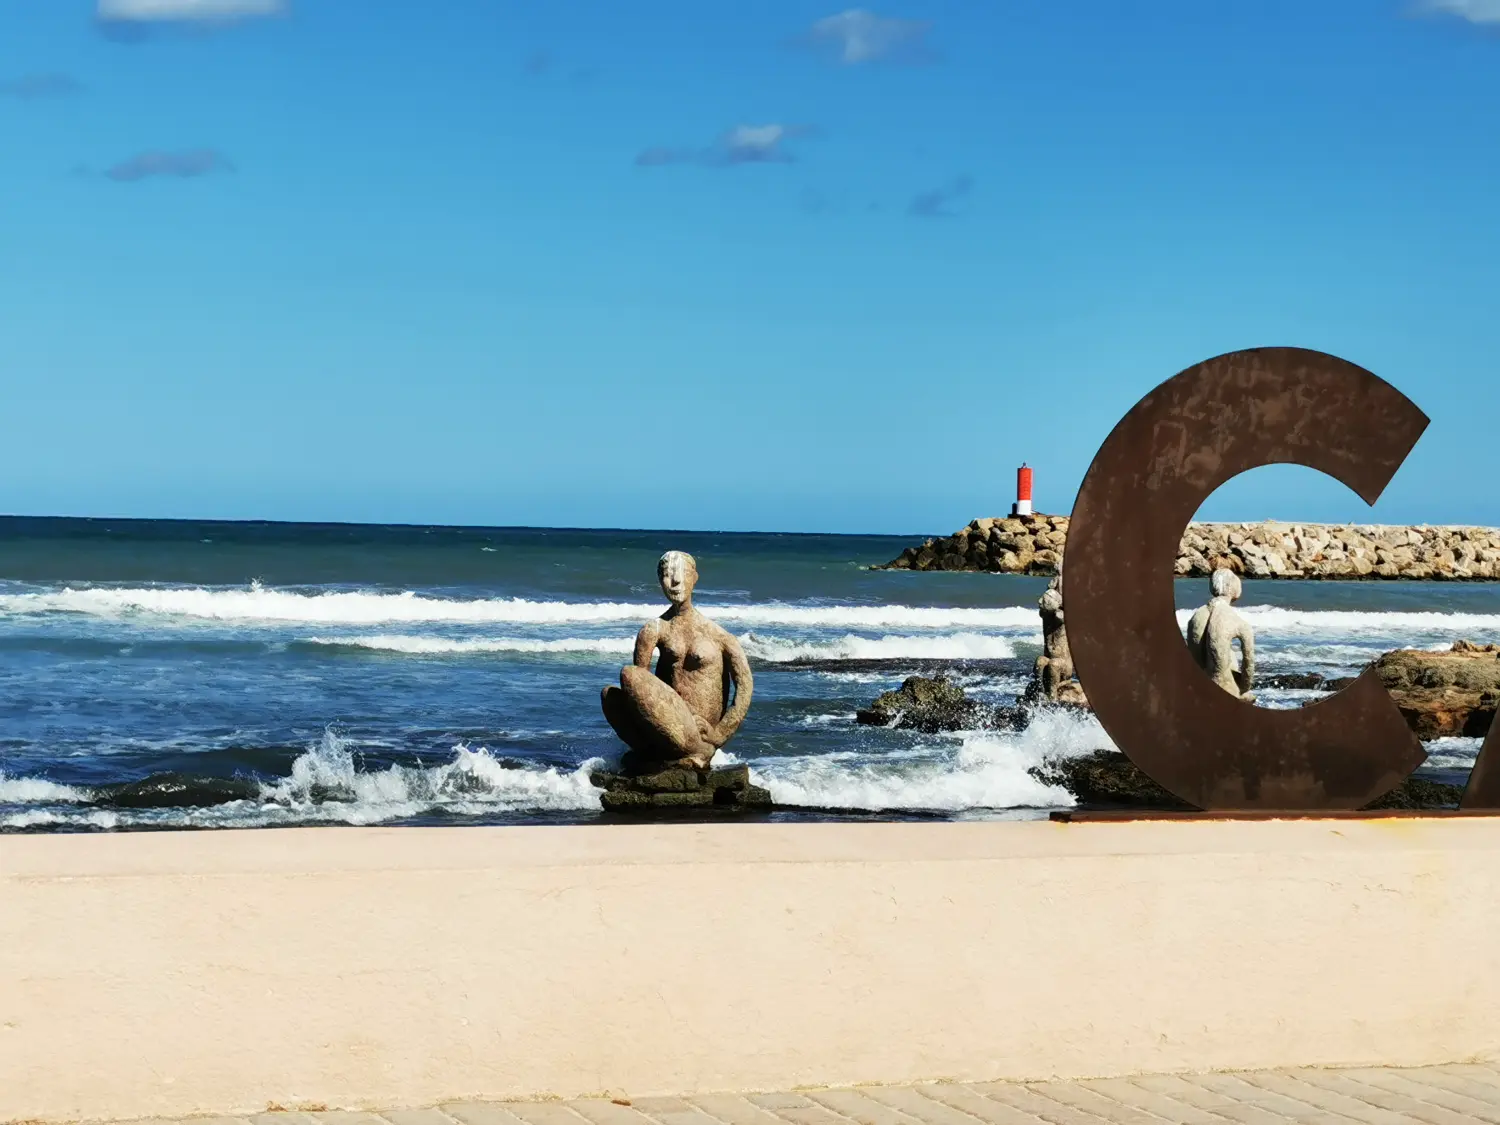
[601,551,753,774]
[1185,568,1256,699]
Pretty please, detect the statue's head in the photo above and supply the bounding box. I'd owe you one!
[658,550,698,606]
[1210,567,1242,602]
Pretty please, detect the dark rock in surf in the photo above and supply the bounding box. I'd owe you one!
[1030,750,1465,812]
[96,772,260,810]
[856,675,987,733]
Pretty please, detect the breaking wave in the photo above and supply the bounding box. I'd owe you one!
[0,584,1041,630]
[741,708,1109,812]
[0,733,605,831]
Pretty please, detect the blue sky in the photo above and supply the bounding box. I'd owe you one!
[1,0,1497,535]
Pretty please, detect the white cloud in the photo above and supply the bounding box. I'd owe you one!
[97,0,285,22]
[636,123,817,168]
[807,9,933,64]
[1419,0,1500,22]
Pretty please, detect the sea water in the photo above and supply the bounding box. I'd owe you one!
[2,517,1498,831]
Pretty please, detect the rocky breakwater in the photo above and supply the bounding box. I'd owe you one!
[880,515,1500,580]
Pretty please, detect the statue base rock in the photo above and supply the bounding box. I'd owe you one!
[590,763,773,815]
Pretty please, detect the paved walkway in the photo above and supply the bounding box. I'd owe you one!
[109,1064,1500,1125]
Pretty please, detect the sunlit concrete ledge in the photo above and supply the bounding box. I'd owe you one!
[5,818,1500,1123]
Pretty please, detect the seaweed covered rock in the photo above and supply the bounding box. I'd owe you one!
[590,763,772,815]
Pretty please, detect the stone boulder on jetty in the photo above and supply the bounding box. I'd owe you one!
[1371,641,1500,739]
[880,514,1500,581]
[590,763,772,815]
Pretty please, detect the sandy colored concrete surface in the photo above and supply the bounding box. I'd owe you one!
[4,819,1500,1122]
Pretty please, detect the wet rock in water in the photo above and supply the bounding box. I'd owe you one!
[1374,641,1500,739]
[855,675,988,732]
[1030,752,1193,811]
[96,772,261,810]
[1031,751,1465,811]
[590,763,773,815]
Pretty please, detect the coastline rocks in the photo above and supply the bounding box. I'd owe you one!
[880,515,1500,581]
[856,675,985,732]
[590,763,772,815]
[96,772,261,810]
[856,675,1028,732]
[1373,641,1500,739]
[1030,750,1465,811]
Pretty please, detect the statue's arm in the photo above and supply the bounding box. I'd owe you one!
[711,635,754,744]
[633,621,660,669]
[1236,622,1257,694]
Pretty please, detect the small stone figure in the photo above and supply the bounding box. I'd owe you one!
[1034,573,1074,702]
[1185,568,1256,699]
[601,551,753,774]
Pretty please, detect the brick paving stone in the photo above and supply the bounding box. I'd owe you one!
[684,1095,795,1125]
[1024,1080,1180,1125]
[1128,1073,1319,1125]
[506,1103,592,1125]
[441,1103,535,1125]
[310,1113,393,1125]
[1340,1068,1500,1125]
[805,1089,926,1125]
[629,1096,729,1125]
[970,1080,1123,1125]
[1401,1067,1500,1102]
[1234,1072,1413,1125]
[1075,1077,1231,1125]
[566,1101,659,1125]
[380,1111,461,1125]
[1282,1071,1476,1125]
[892,1081,1044,1125]
[1188,1072,1353,1123]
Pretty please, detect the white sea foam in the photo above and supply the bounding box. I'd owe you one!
[740,632,1017,662]
[0,773,90,804]
[256,732,606,821]
[307,635,635,656]
[0,584,1043,630]
[1186,605,1500,641]
[1423,737,1483,771]
[305,631,1018,662]
[744,708,1107,812]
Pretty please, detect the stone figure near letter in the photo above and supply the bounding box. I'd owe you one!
[1185,568,1256,699]
[601,551,753,774]
[1033,572,1074,701]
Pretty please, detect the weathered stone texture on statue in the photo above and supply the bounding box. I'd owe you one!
[1185,569,1256,699]
[1024,573,1088,707]
[880,514,1500,581]
[601,551,753,774]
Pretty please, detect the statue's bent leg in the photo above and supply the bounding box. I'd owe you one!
[602,685,662,754]
[620,666,713,762]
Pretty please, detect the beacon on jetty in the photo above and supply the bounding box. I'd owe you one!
[1012,463,1034,517]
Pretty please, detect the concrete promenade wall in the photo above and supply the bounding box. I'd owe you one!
[5,819,1500,1123]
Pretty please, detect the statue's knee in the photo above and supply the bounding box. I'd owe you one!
[621,665,649,694]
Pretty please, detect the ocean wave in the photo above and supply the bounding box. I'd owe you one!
[742,632,1017,662]
[1191,606,1500,640]
[0,733,606,830]
[301,631,1018,662]
[304,635,635,656]
[739,708,1107,812]
[0,583,1043,630]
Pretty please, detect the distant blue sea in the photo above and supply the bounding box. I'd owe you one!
[2,516,1498,831]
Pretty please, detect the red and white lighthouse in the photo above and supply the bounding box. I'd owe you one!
[1012,464,1034,518]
